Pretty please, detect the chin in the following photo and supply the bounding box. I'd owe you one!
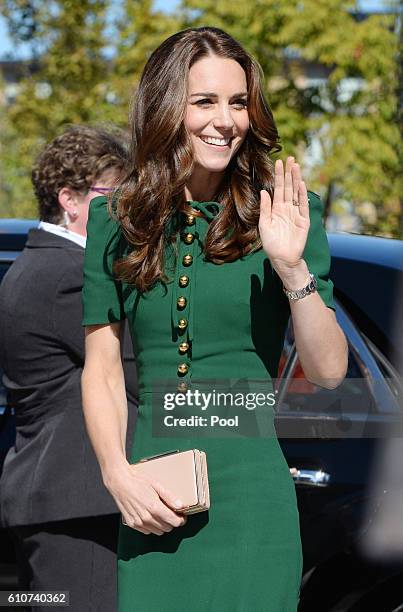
[194,157,233,174]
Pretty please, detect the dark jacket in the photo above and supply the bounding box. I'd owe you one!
[0,229,138,527]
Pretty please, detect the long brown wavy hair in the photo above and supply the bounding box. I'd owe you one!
[113,26,281,292]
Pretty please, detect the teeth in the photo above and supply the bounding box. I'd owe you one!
[200,136,231,146]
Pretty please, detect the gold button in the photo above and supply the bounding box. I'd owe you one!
[178,318,188,330]
[177,296,187,309]
[178,363,189,375]
[179,275,189,288]
[186,215,195,226]
[179,342,189,354]
[183,254,193,266]
[183,232,194,244]
[177,381,188,392]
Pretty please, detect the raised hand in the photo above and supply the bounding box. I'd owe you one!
[259,156,310,280]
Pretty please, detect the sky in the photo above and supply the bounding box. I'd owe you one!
[0,0,390,61]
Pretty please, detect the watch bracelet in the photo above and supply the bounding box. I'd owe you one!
[283,272,317,301]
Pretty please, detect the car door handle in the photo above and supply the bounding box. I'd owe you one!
[290,468,330,486]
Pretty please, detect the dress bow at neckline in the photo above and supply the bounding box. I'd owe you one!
[187,201,222,221]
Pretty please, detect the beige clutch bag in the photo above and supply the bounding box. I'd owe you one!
[130,449,210,515]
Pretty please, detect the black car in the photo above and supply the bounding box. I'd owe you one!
[0,220,38,467]
[277,233,403,611]
[1,220,403,610]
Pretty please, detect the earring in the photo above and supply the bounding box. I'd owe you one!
[72,209,78,218]
[62,211,69,227]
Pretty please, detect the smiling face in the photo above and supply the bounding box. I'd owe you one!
[184,54,249,196]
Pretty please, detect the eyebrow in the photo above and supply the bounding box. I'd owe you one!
[190,92,248,98]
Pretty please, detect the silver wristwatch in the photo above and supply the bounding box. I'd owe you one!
[283,273,317,301]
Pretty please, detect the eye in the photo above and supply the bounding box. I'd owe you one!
[232,99,248,109]
[194,98,213,106]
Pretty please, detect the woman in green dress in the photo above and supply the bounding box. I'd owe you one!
[81,27,347,611]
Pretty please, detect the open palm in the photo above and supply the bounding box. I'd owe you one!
[259,156,310,268]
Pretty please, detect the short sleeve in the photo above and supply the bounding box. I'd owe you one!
[303,191,335,311]
[82,196,126,325]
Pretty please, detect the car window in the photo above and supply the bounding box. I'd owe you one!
[277,341,377,417]
[363,334,403,404]
[277,319,295,378]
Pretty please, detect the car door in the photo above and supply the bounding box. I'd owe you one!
[276,301,402,573]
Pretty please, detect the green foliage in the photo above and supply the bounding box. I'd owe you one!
[0,0,112,216]
[0,0,43,51]
[0,0,181,217]
[0,0,401,236]
[285,0,401,236]
[178,0,401,236]
[111,0,181,120]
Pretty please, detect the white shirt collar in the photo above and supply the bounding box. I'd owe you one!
[38,221,87,248]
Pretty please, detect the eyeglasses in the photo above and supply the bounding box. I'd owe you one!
[90,186,115,195]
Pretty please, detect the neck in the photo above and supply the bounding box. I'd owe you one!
[185,167,224,202]
[64,220,86,237]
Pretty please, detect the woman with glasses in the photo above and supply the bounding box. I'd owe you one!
[81,28,347,611]
[0,125,138,611]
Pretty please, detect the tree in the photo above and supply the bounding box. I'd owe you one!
[112,0,181,116]
[178,0,401,236]
[395,0,403,238]
[0,0,400,235]
[283,0,400,236]
[0,0,183,217]
[0,0,113,217]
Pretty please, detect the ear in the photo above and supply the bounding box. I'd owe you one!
[58,187,78,213]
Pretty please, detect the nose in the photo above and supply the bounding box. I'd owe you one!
[212,103,235,131]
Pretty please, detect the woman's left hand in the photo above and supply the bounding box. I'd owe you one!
[259,156,310,279]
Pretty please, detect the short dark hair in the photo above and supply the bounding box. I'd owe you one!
[31,125,128,223]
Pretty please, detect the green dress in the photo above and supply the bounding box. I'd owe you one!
[82,193,334,612]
